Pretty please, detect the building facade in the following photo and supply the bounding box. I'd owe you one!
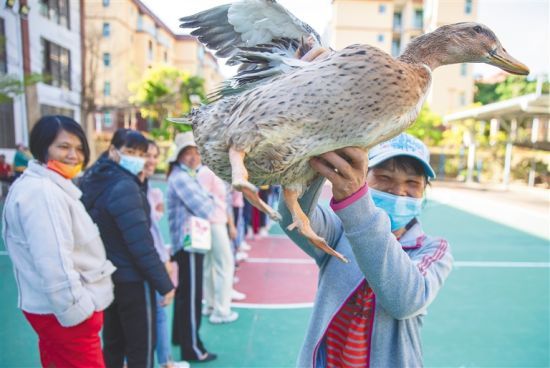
[329,0,477,116]
[83,0,223,133]
[1,0,82,149]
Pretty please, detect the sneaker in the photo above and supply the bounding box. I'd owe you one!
[239,241,252,251]
[231,289,246,301]
[188,352,217,362]
[209,310,239,324]
[162,361,190,368]
[236,251,248,262]
[201,305,213,316]
[173,362,190,368]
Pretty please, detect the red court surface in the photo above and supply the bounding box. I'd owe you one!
[232,235,319,306]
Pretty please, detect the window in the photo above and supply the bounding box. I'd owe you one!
[38,0,70,29]
[379,4,386,13]
[413,9,423,28]
[40,104,74,118]
[147,40,153,61]
[393,12,402,30]
[104,111,113,127]
[377,34,385,43]
[0,100,15,148]
[460,63,468,76]
[102,22,110,37]
[391,39,401,57]
[465,0,473,14]
[459,92,466,106]
[42,38,71,90]
[104,81,111,96]
[164,51,168,63]
[103,52,111,67]
[0,18,6,74]
[103,0,110,7]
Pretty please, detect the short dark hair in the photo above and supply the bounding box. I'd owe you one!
[110,128,148,152]
[30,115,91,167]
[372,155,429,184]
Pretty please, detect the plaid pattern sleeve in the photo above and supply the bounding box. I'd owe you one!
[172,171,214,219]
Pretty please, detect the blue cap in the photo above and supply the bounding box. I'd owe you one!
[368,133,436,179]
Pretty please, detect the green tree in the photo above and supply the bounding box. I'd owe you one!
[475,75,549,104]
[0,73,44,104]
[129,66,207,139]
[406,105,444,146]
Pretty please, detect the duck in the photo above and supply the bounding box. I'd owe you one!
[174,0,529,263]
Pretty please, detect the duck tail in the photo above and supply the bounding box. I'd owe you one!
[166,116,192,126]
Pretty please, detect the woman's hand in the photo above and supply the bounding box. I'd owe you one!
[161,289,175,307]
[309,147,368,202]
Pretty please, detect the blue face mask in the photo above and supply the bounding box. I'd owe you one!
[117,150,145,176]
[369,188,424,231]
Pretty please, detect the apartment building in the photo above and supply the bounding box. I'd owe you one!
[0,0,82,149]
[329,0,477,116]
[83,0,223,132]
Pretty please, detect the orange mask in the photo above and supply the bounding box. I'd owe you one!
[47,160,83,179]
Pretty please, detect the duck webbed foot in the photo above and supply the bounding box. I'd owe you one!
[229,147,282,222]
[283,187,349,263]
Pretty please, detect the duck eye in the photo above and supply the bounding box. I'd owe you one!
[473,25,482,33]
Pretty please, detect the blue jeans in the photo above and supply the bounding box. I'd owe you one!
[156,292,171,365]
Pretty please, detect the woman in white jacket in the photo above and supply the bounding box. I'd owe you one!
[2,115,115,368]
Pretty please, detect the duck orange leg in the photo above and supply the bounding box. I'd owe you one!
[229,147,281,221]
[283,187,349,263]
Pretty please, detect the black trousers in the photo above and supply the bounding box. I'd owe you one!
[172,250,208,360]
[103,281,156,368]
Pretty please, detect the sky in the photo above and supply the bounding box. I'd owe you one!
[142,0,549,79]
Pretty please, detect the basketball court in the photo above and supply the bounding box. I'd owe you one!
[1,181,548,367]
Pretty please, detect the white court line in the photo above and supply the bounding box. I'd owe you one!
[245,257,549,268]
[1,252,547,268]
[454,261,549,268]
[245,257,315,264]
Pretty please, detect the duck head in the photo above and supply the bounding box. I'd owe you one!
[400,22,529,75]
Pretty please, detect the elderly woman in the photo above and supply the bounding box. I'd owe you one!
[2,115,115,367]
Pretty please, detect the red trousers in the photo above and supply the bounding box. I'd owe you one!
[24,311,105,368]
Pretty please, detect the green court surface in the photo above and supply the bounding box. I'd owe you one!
[1,189,548,367]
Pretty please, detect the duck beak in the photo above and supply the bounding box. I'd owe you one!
[487,47,530,75]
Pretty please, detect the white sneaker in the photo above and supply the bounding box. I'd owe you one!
[239,241,252,251]
[236,251,248,261]
[231,289,246,301]
[209,310,239,324]
[171,362,191,368]
[201,305,213,316]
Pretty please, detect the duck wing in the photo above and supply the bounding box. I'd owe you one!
[180,0,324,58]
[181,1,327,99]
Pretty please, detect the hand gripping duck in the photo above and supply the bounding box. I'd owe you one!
[171,0,529,263]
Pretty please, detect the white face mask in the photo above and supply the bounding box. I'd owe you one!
[117,150,145,176]
[369,188,424,231]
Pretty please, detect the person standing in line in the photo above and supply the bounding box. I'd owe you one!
[13,143,31,178]
[2,115,115,368]
[140,139,190,368]
[80,129,175,368]
[197,165,241,323]
[166,132,217,363]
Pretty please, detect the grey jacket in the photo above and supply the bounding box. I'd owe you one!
[279,179,453,367]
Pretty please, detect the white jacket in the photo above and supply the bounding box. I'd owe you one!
[2,160,115,327]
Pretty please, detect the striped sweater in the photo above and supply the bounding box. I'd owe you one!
[279,178,453,367]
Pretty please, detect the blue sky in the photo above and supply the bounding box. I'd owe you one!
[142,0,549,79]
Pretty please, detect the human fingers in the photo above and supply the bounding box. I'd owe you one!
[309,157,342,185]
[336,147,368,171]
[315,151,353,178]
